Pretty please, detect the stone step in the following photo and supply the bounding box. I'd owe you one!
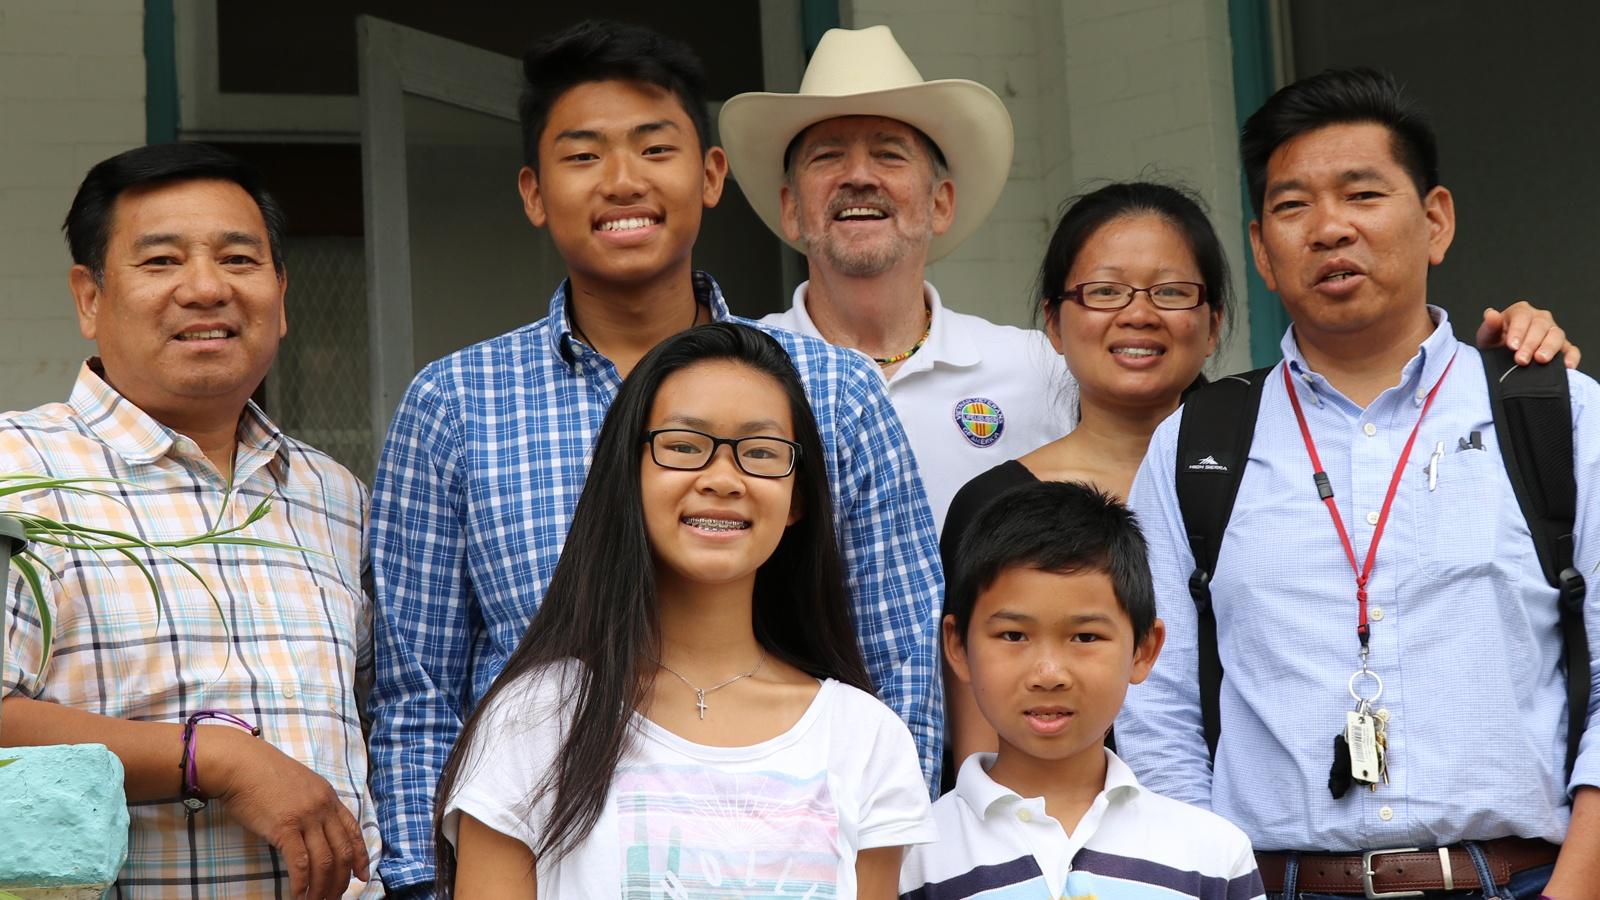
[0,744,127,899]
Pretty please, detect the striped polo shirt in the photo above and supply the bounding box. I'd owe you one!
[901,750,1264,900]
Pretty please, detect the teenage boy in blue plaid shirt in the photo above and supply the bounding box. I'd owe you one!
[366,21,945,897]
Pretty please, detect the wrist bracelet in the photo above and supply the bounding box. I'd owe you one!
[179,710,261,816]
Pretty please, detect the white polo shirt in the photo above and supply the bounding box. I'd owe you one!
[901,750,1265,900]
[761,283,1072,531]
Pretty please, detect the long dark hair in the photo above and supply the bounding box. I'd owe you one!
[433,322,870,887]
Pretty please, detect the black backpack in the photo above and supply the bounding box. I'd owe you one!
[1174,346,1589,779]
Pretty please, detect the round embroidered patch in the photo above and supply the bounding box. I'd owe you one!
[953,397,1005,447]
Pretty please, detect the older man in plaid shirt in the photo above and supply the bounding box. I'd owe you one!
[1,144,379,899]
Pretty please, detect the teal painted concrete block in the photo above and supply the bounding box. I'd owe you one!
[0,743,128,899]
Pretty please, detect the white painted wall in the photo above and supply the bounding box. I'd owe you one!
[0,0,145,412]
[844,0,1252,375]
[0,1,1255,408]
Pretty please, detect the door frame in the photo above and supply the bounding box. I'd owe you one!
[356,16,523,455]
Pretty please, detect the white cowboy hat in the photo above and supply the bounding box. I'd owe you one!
[718,25,1014,262]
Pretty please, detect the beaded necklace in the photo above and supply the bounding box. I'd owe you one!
[871,307,932,367]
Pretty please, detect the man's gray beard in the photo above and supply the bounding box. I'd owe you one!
[813,233,904,277]
[800,221,931,278]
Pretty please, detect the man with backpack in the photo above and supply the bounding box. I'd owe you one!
[1116,68,1598,899]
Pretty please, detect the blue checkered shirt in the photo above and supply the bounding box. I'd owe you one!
[367,273,944,894]
[1118,310,1600,853]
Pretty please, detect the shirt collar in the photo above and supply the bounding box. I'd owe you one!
[68,359,288,473]
[787,280,981,375]
[547,270,732,367]
[1280,305,1457,406]
[954,748,1142,821]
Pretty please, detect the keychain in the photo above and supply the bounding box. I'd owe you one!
[1330,655,1385,798]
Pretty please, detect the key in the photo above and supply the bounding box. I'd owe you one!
[1374,709,1391,785]
[1347,710,1381,786]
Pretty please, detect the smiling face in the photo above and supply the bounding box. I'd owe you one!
[519,79,727,292]
[641,359,801,596]
[1047,214,1219,411]
[69,177,287,425]
[1249,121,1454,349]
[945,565,1161,774]
[779,115,953,278]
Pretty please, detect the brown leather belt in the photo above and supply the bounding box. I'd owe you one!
[1256,837,1558,896]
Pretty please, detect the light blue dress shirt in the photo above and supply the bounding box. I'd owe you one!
[1118,309,1600,852]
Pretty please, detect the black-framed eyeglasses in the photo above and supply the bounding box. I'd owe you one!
[1061,280,1208,311]
[644,429,801,478]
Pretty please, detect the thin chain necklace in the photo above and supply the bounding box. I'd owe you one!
[871,306,932,367]
[570,298,700,351]
[655,649,767,720]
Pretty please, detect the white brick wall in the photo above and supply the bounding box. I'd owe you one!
[844,0,1251,375]
[0,0,145,412]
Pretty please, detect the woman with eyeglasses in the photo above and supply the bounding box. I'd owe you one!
[939,181,1228,776]
[937,180,1581,787]
[434,322,933,899]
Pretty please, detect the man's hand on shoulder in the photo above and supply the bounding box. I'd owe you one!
[202,727,372,899]
[1477,300,1581,368]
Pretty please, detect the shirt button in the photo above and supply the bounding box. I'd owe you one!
[282,684,298,699]
[1379,805,1394,821]
[1366,510,1380,526]
[1016,808,1033,823]
[1363,423,1378,437]
[252,592,267,607]
[1415,389,1427,402]
[1370,606,1385,621]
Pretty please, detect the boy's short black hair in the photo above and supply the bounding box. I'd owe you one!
[63,142,287,281]
[1240,67,1439,217]
[946,481,1155,647]
[518,20,713,173]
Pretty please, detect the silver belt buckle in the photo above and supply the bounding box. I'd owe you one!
[1362,848,1424,900]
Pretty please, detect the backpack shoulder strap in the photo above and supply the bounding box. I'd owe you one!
[1480,346,1588,778]
[1174,364,1274,761]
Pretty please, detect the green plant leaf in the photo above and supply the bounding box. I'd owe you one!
[12,555,51,671]
[0,757,17,768]
[0,475,136,500]
[3,474,314,673]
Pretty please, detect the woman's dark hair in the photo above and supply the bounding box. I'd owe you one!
[63,142,287,281]
[433,322,869,887]
[518,19,713,172]
[1241,67,1437,218]
[1035,180,1231,334]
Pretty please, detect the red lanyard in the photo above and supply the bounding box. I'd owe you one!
[1281,356,1455,648]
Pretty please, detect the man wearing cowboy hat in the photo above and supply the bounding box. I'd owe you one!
[720,25,1071,532]
[721,27,1579,537]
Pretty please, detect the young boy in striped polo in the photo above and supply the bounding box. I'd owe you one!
[903,480,1263,900]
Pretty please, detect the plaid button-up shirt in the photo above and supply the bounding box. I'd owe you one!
[368,273,945,894]
[1,363,382,898]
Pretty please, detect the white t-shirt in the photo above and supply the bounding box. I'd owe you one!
[441,662,937,898]
[761,282,1073,532]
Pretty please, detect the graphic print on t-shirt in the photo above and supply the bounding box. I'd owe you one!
[618,762,839,898]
